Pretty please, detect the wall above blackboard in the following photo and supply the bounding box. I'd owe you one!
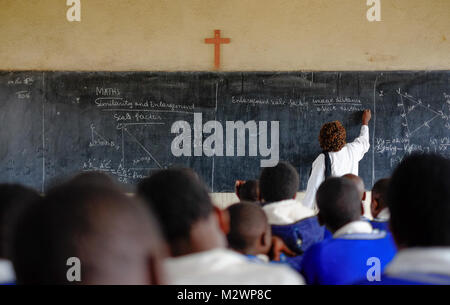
[0,71,448,192]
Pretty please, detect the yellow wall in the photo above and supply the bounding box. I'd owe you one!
[0,0,449,71]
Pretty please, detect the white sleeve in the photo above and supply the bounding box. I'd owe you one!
[302,154,325,210]
[346,125,370,161]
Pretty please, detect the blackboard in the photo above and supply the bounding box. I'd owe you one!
[0,71,449,193]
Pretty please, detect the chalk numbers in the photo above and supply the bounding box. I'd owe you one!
[66,0,81,22]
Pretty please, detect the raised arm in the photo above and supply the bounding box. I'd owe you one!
[347,109,371,161]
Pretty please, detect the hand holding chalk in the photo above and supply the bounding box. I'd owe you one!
[362,109,372,125]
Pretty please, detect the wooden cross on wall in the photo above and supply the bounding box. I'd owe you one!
[205,30,230,70]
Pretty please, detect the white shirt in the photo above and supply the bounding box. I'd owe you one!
[385,247,450,283]
[0,259,15,284]
[333,220,373,238]
[262,199,315,225]
[374,208,390,222]
[165,248,304,285]
[303,125,370,209]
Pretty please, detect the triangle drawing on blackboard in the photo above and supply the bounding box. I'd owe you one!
[397,90,447,137]
[120,123,166,171]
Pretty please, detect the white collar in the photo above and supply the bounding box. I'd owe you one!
[385,247,450,277]
[333,220,373,238]
[374,208,390,221]
[164,248,304,285]
[0,259,15,283]
[262,199,315,225]
[165,248,243,271]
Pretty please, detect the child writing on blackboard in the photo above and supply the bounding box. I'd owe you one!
[303,109,372,210]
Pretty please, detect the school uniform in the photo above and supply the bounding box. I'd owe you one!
[363,248,450,285]
[263,199,324,272]
[262,199,315,226]
[323,215,387,239]
[165,248,304,285]
[370,208,390,232]
[245,254,270,263]
[245,253,303,274]
[303,125,370,210]
[301,221,397,285]
[262,199,324,253]
[0,259,15,285]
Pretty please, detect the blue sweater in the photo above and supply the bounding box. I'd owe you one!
[301,231,397,285]
[370,220,389,232]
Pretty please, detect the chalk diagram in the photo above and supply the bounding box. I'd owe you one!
[85,122,168,183]
[118,122,165,170]
[396,88,450,138]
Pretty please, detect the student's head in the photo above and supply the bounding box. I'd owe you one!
[226,202,271,256]
[11,183,165,285]
[371,178,390,218]
[0,184,40,259]
[235,180,259,202]
[316,177,362,233]
[388,153,450,249]
[319,121,347,152]
[342,174,366,214]
[69,171,118,188]
[259,161,299,203]
[137,168,226,257]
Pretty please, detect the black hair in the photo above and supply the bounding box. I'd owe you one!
[11,183,156,284]
[0,184,41,259]
[388,153,450,247]
[68,171,118,188]
[372,178,390,209]
[316,177,362,232]
[259,161,299,202]
[236,180,259,202]
[226,202,268,252]
[137,168,213,244]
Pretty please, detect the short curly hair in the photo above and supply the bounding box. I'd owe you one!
[319,121,347,152]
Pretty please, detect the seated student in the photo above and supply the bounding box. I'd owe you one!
[364,154,450,285]
[226,202,296,264]
[342,173,366,208]
[11,183,165,285]
[235,180,259,202]
[226,202,272,262]
[369,178,390,231]
[301,177,396,285]
[0,184,41,285]
[68,170,119,188]
[321,173,368,239]
[259,162,324,262]
[137,168,304,285]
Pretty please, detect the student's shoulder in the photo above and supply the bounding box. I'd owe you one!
[242,259,305,285]
[302,239,327,262]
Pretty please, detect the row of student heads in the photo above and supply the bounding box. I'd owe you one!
[236,164,389,221]
[0,152,449,284]
[235,153,450,251]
